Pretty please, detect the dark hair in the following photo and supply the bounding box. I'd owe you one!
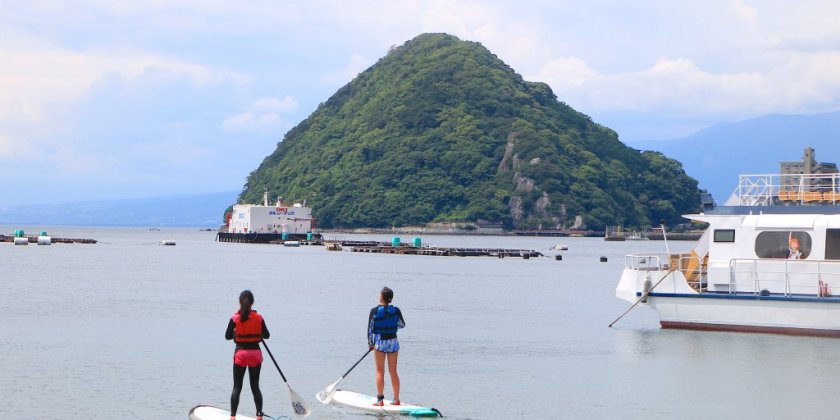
[380,287,393,305]
[239,290,255,322]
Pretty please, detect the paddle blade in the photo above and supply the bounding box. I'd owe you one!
[286,384,312,417]
[315,379,341,404]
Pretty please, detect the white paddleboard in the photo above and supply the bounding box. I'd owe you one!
[329,390,442,417]
[189,405,258,420]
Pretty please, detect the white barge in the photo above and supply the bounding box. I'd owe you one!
[217,192,321,244]
[616,172,840,337]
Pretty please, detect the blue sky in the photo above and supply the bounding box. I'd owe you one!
[2,1,839,205]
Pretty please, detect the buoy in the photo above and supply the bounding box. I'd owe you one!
[14,237,28,245]
[283,241,301,247]
[37,231,51,245]
[555,255,562,261]
[600,256,608,262]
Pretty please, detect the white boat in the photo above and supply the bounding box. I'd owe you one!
[616,172,840,337]
[217,191,321,244]
[624,231,648,241]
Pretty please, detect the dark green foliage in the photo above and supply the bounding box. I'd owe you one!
[239,33,699,230]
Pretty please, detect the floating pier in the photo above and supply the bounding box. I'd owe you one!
[1,234,97,244]
[346,242,543,258]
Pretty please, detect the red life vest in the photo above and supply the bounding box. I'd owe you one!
[231,310,264,343]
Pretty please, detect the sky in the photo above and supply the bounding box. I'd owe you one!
[2,0,840,206]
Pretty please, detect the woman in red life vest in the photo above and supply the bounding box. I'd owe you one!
[225,290,270,420]
[368,286,405,406]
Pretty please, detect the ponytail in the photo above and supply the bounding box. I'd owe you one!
[239,290,254,322]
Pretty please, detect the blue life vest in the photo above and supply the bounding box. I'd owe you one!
[372,305,399,335]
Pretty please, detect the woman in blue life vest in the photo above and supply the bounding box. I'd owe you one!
[225,290,270,420]
[368,286,405,406]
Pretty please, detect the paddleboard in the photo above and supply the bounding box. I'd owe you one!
[329,390,442,417]
[189,405,263,420]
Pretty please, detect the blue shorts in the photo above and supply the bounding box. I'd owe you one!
[374,337,400,353]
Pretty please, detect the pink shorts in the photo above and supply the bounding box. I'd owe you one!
[234,349,263,367]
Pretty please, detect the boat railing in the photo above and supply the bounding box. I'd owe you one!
[737,173,840,206]
[625,253,706,291]
[728,258,840,296]
[625,254,663,271]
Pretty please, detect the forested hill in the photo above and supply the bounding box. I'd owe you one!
[240,33,699,230]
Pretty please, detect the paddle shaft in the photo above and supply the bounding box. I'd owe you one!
[608,268,676,328]
[261,340,288,383]
[340,349,372,379]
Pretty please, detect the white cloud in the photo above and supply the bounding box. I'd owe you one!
[249,97,299,114]
[320,54,371,86]
[0,42,236,127]
[223,96,299,132]
[532,58,599,91]
[532,52,840,119]
[726,0,760,28]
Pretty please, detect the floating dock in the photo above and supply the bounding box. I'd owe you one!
[346,243,543,258]
[0,235,97,244]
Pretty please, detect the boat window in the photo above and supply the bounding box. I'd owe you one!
[755,231,811,259]
[714,230,735,242]
[826,229,840,260]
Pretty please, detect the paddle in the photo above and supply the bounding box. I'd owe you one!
[316,348,372,404]
[261,340,311,417]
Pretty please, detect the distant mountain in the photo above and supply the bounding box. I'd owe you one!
[0,191,238,226]
[629,111,840,203]
[240,33,699,230]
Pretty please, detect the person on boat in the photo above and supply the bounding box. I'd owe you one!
[225,290,270,420]
[788,237,802,259]
[368,286,406,406]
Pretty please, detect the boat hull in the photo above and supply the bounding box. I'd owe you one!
[646,292,840,337]
[216,232,321,244]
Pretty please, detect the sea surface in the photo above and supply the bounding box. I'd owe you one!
[3,226,840,419]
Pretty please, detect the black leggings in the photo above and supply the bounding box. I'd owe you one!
[231,364,263,416]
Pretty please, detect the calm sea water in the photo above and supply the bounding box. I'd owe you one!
[2,226,840,419]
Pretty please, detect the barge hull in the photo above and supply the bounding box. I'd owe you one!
[216,232,321,243]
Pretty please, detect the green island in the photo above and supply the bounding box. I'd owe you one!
[239,33,699,230]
